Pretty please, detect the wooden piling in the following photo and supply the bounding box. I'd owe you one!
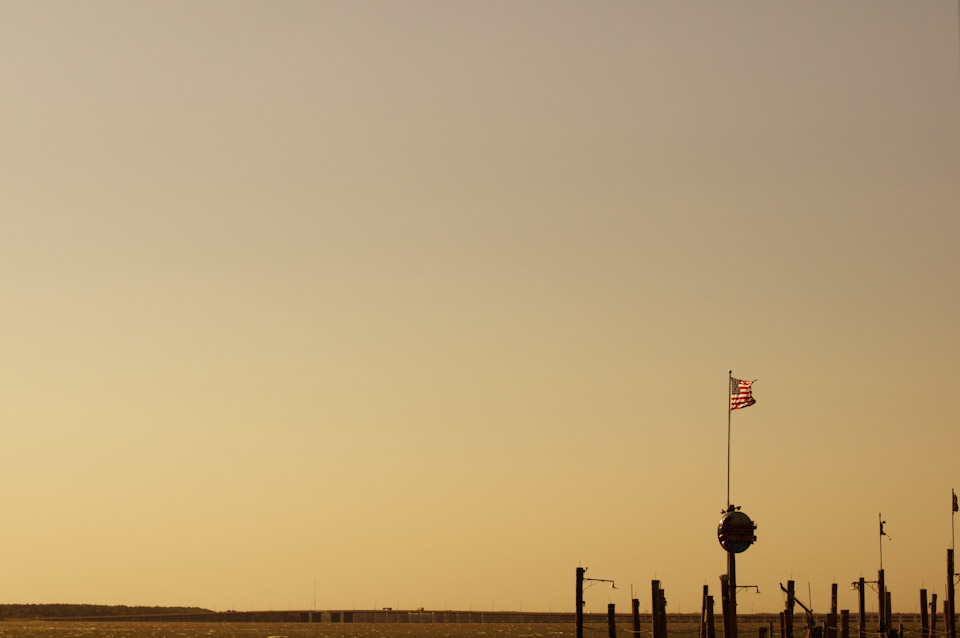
[660,587,668,638]
[949,549,957,638]
[759,627,768,638]
[652,580,662,638]
[633,598,642,638]
[885,592,892,637]
[932,593,939,638]
[878,569,886,634]
[857,578,866,638]
[779,612,785,638]
[707,595,716,638]
[576,568,585,638]
[832,584,838,616]
[700,586,708,638]
[826,613,837,638]
[727,552,738,638]
[841,609,850,638]
[921,589,929,638]
[720,575,731,638]
[608,603,616,638]
[785,580,796,638]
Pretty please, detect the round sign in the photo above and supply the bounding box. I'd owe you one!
[718,508,756,553]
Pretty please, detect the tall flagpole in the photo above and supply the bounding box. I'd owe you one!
[879,512,884,570]
[727,370,732,508]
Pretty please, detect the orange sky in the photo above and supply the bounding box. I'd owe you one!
[2,0,959,614]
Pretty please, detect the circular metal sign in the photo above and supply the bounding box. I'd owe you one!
[718,508,756,553]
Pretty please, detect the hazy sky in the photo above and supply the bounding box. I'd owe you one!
[2,0,959,615]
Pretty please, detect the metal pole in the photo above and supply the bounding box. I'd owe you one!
[727,370,732,507]
[879,513,884,571]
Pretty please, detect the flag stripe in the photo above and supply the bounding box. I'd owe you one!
[730,378,756,410]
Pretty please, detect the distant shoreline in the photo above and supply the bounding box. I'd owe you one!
[4,607,929,625]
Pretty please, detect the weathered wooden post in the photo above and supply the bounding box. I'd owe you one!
[921,589,929,638]
[576,567,585,638]
[720,575,731,638]
[760,627,768,638]
[608,603,616,638]
[785,580,795,638]
[633,598,642,638]
[878,569,886,635]
[885,592,892,637]
[660,586,668,638]
[652,580,662,638]
[780,612,785,638]
[700,586,709,638]
[857,578,866,638]
[932,593,939,638]
[949,549,957,638]
[841,609,850,638]
[727,553,738,638]
[827,584,838,638]
[707,595,716,638]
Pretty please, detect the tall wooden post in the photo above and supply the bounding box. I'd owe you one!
[885,592,892,637]
[878,569,886,634]
[661,587,669,638]
[576,567,585,638]
[633,598,642,638]
[727,552,738,638]
[857,578,866,638]
[785,580,795,638]
[921,589,929,638]
[827,585,838,638]
[652,580,662,638]
[720,575,731,638]
[931,594,939,638]
[706,596,716,638]
[608,603,616,638]
[949,549,957,638]
[841,610,850,638]
[700,586,708,638]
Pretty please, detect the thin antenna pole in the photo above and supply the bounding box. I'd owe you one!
[953,489,956,551]
[727,370,732,508]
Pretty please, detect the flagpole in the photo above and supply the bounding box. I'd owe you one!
[727,370,732,508]
[879,512,884,570]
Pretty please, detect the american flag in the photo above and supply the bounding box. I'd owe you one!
[730,377,756,410]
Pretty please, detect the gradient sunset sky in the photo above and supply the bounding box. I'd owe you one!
[2,1,959,615]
